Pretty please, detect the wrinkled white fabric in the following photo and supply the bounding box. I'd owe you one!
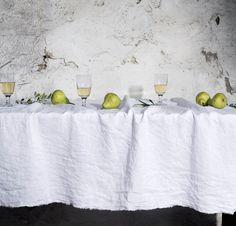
[0,97,236,214]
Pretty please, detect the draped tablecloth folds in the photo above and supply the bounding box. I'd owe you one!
[0,97,236,214]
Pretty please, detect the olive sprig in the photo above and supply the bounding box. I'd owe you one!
[16,92,52,104]
[133,99,156,107]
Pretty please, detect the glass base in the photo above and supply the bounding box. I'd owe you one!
[156,100,167,106]
[5,103,13,107]
[155,94,166,106]
[0,103,13,107]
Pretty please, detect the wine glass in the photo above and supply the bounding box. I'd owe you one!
[128,85,143,99]
[76,73,92,107]
[0,73,15,107]
[154,73,168,105]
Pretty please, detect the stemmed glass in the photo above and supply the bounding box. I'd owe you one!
[76,73,92,107]
[0,73,15,107]
[154,73,168,105]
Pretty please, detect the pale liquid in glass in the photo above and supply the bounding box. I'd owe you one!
[0,82,15,96]
[77,87,91,98]
[154,84,167,95]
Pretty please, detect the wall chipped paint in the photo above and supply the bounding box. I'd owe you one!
[0,0,236,102]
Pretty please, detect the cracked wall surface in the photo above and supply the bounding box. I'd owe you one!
[0,0,236,102]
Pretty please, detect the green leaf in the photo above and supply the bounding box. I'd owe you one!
[138,100,151,106]
[149,99,155,105]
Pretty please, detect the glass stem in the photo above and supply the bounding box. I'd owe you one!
[158,94,163,104]
[82,98,87,107]
[5,95,11,106]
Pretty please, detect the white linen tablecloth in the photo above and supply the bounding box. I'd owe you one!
[0,97,236,214]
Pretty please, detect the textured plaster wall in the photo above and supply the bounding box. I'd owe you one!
[0,0,236,102]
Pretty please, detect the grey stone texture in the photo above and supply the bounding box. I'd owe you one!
[0,0,236,101]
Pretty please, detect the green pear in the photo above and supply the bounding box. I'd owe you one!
[102,93,121,109]
[51,90,72,105]
[207,98,213,106]
[196,92,210,106]
[210,93,227,109]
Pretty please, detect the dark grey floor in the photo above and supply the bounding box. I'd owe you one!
[0,204,216,226]
[223,213,236,226]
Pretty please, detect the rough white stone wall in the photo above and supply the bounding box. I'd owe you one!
[0,0,236,102]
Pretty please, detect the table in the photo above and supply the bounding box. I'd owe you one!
[0,97,236,214]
